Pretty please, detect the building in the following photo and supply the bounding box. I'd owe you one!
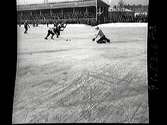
[108,7,135,22]
[17,0,110,25]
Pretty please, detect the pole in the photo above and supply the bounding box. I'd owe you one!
[61,9,63,18]
[86,7,88,14]
[50,9,52,16]
[96,0,98,22]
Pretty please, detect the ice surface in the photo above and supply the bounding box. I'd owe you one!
[13,23,148,123]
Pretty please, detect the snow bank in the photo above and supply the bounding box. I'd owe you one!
[98,23,148,28]
[64,24,89,27]
[36,23,147,28]
[36,24,89,28]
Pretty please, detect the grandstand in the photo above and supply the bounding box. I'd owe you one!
[17,0,110,25]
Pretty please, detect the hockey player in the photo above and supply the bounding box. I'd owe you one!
[24,20,30,34]
[92,26,110,43]
[56,22,67,38]
[44,22,67,40]
[44,25,58,40]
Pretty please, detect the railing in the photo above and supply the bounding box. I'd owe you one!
[108,14,148,23]
[18,17,97,25]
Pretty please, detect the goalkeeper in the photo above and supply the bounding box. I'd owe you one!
[92,26,110,43]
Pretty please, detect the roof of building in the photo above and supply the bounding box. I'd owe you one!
[17,0,109,11]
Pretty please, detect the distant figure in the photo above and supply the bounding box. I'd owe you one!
[33,21,35,27]
[44,22,67,40]
[35,22,38,27]
[46,22,49,27]
[92,26,110,44]
[24,20,30,34]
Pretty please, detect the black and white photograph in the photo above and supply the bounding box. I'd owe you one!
[13,0,149,123]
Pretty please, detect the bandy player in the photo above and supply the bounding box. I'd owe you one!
[44,22,67,40]
[92,26,110,44]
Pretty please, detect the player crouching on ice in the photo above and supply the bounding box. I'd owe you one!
[92,26,110,44]
[44,22,67,40]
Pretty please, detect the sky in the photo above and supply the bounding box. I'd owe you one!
[17,0,149,6]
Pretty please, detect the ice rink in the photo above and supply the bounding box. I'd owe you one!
[13,23,148,123]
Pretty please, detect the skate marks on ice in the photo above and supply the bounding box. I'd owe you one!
[13,24,148,123]
[13,58,148,123]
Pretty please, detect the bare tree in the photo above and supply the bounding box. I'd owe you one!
[118,0,125,11]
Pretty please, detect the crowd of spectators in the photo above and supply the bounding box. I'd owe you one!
[17,9,147,26]
[18,10,96,25]
[109,14,147,23]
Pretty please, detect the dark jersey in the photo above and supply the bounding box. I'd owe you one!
[24,22,29,28]
[48,23,66,35]
[57,25,61,31]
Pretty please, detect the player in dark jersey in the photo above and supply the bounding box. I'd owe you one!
[56,22,67,38]
[24,20,30,34]
[44,22,67,40]
[46,22,49,27]
[44,26,58,40]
